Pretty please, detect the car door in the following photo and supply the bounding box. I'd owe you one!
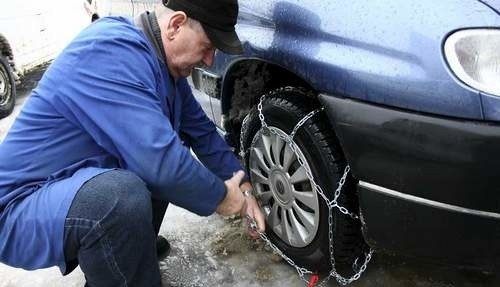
[188,76,217,124]
[42,0,91,62]
[0,0,46,72]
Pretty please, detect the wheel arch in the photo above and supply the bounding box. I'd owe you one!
[221,58,315,114]
[219,58,320,138]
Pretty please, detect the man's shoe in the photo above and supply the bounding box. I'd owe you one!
[156,235,171,259]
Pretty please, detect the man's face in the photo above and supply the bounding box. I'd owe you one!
[165,19,216,79]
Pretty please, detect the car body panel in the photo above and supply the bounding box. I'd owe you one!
[481,92,500,121]
[0,0,91,77]
[191,0,500,269]
[205,0,500,121]
[479,0,500,14]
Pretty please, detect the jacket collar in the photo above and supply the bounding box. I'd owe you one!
[135,11,168,66]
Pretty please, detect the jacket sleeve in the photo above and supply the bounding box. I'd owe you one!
[50,25,225,216]
[177,79,245,181]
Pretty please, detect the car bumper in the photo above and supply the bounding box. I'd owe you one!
[319,94,500,269]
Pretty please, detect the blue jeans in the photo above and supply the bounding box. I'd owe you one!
[63,169,168,287]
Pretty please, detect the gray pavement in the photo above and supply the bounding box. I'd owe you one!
[0,66,498,287]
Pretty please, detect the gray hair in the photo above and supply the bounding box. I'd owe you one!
[156,5,204,33]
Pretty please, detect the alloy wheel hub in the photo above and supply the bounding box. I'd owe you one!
[270,169,293,206]
[249,127,320,247]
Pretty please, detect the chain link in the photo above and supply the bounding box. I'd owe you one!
[241,94,374,286]
[289,109,322,140]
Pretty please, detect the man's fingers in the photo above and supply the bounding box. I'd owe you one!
[245,201,266,234]
[248,227,259,239]
[246,217,259,239]
[251,200,266,233]
[231,170,245,185]
[255,210,266,233]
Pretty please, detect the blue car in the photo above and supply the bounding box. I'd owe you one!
[191,0,500,274]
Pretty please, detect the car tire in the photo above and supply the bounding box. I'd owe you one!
[0,56,16,119]
[241,87,365,271]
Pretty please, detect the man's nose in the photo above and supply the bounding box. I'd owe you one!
[202,49,215,67]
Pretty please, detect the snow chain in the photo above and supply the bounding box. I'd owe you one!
[239,95,374,286]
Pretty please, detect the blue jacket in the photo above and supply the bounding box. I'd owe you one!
[0,17,242,272]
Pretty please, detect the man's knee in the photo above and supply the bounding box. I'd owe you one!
[101,170,152,225]
[96,169,148,196]
[68,169,152,225]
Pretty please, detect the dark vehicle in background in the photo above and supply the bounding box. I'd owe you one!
[191,0,500,272]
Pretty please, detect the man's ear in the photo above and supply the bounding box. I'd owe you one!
[166,11,188,40]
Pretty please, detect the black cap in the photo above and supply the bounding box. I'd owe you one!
[163,0,243,54]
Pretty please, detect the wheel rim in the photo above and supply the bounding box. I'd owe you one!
[249,127,320,247]
[0,65,9,105]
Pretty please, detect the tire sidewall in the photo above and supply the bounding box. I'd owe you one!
[0,56,15,118]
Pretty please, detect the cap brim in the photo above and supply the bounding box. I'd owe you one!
[202,24,243,55]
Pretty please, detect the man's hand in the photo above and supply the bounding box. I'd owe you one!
[216,171,266,238]
[240,182,266,238]
[216,171,246,216]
